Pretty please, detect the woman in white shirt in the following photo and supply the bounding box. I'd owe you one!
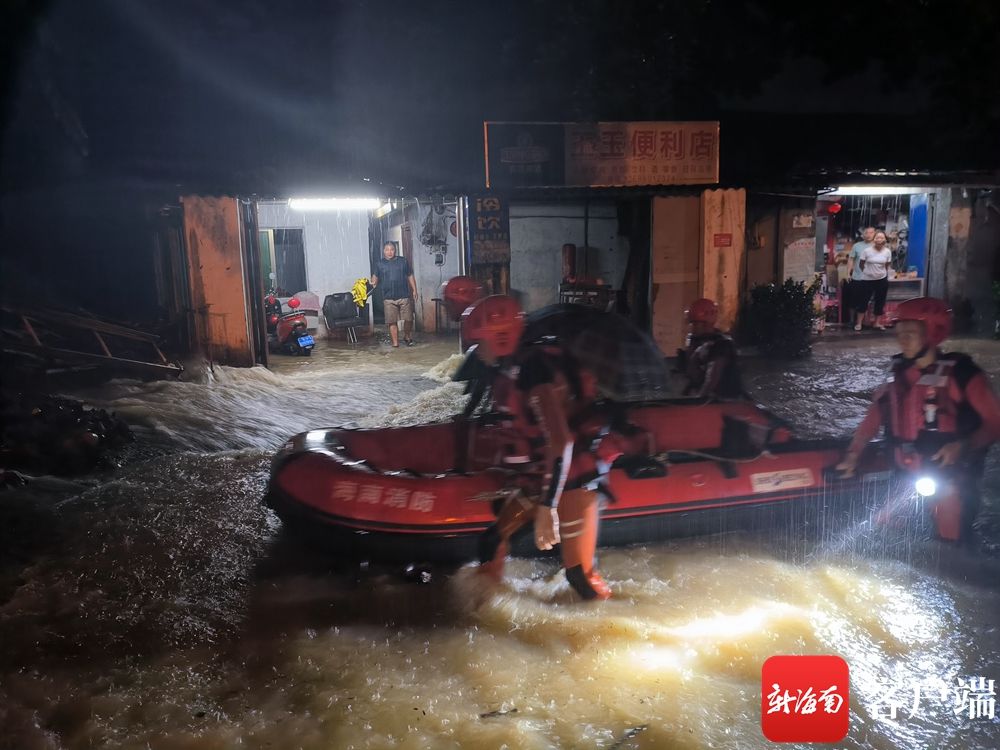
[853,230,892,330]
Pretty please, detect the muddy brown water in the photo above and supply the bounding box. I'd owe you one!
[1,334,998,749]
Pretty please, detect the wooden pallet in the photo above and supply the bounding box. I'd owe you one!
[1,305,183,378]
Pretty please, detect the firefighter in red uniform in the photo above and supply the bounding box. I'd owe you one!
[681,298,744,399]
[455,295,613,600]
[836,297,1000,543]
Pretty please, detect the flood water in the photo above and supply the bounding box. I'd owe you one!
[2,333,999,749]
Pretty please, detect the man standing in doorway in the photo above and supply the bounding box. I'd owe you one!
[371,241,418,348]
[846,226,875,331]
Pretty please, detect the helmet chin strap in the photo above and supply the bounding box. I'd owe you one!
[898,345,932,369]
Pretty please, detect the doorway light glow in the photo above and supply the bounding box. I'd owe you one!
[288,197,381,211]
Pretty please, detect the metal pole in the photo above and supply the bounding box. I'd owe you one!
[454,196,468,353]
[457,196,467,276]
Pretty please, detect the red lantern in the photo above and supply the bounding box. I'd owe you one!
[288,297,301,309]
[827,202,843,215]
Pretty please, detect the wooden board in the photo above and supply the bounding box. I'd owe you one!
[650,196,701,354]
[700,188,746,332]
[181,196,255,367]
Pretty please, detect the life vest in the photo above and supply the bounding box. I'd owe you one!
[878,352,983,458]
[491,343,599,443]
[483,343,625,481]
[461,341,643,498]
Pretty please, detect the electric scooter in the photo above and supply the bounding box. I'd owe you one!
[265,292,314,356]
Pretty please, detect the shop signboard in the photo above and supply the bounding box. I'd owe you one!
[468,195,511,264]
[485,121,719,188]
[484,123,565,189]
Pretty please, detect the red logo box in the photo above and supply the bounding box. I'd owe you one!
[761,655,850,743]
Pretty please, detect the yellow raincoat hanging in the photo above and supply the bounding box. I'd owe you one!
[351,278,370,307]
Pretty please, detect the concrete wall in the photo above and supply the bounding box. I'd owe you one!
[964,190,1000,334]
[408,202,461,331]
[778,207,818,283]
[945,189,972,304]
[509,202,629,311]
[944,188,1000,333]
[927,188,951,300]
[256,201,370,304]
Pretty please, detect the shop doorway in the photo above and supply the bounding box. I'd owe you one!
[814,187,940,328]
[258,229,276,289]
[273,228,306,295]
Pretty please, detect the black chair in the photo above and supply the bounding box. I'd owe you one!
[323,293,362,344]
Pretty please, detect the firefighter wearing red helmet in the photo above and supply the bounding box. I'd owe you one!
[837,297,1000,543]
[442,275,485,322]
[681,298,744,399]
[456,295,613,600]
[460,295,524,358]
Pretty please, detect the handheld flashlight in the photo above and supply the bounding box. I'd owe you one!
[914,476,938,498]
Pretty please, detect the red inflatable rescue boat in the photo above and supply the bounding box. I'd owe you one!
[265,399,894,563]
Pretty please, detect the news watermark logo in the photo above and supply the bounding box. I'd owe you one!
[761,655,850,742]
[870,675,996,721]
[762,656,997,743]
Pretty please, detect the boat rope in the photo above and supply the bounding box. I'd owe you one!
[654,448,774,464]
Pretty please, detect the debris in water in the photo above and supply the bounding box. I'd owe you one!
[403,564,433,584]
[608,724,649,749]
[479,707,518,719]
[0,392,133,475]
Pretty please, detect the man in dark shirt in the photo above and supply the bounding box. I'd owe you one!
[370,241,418,347]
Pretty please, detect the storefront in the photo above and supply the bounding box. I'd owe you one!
[481,120,733,354]
[813,186,945,327]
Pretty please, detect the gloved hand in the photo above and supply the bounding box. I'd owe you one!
[835,452,858,478]
[534,505,560,550]
[931,441,964,467]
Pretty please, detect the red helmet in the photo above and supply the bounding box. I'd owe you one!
[895,297,952,347]
[686,298,719,325]
[461,295,524,357]
[442,276,485,321]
